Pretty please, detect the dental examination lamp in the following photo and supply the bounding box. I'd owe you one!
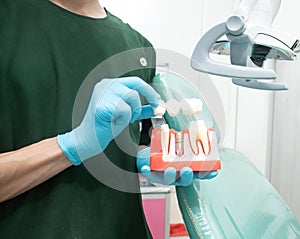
[191,0,300,90]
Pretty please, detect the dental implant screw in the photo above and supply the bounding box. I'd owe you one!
[175,132,184,157]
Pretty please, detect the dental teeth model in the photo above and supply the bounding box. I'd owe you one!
[150,97,220,172]
[189,120,210,155]
[150,120,220,172]
[160,124,170,154]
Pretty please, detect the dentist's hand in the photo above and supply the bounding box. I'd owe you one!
[137,147,218,187]
[57,77,160,166]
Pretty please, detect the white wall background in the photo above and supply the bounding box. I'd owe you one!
[271,0,300,222]
[100,0,300,222]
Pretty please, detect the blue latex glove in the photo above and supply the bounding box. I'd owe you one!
[57,77,160,165]
[137,147,218,187]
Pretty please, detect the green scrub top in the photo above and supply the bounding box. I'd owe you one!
[0,0,155,238]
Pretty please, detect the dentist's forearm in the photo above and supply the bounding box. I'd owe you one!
[0,137,72,203]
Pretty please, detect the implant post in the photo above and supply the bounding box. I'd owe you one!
[175,132,184,157]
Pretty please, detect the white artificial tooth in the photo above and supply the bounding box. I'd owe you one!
[189,120,210,155]
[189,121,199,154]
[166,99,180,117]
[153,100,166,116]
[180,98,203,115]
[161,124,170,154]
[197,120,210,155]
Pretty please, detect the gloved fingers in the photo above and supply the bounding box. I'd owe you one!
[118,85,143,123]
[194,170,218,180]
[139,164,165,185]
[110,100,132,137]
[136,147,150,171]
[96,82,142,123]
[135,105,155,121]
[141,170,166,185]
[119,77,161,107]
[163,167,177,185]
[140,165,151,174]
[94,95,116,123]
[175,167,193,186]
[142,167,176,186]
